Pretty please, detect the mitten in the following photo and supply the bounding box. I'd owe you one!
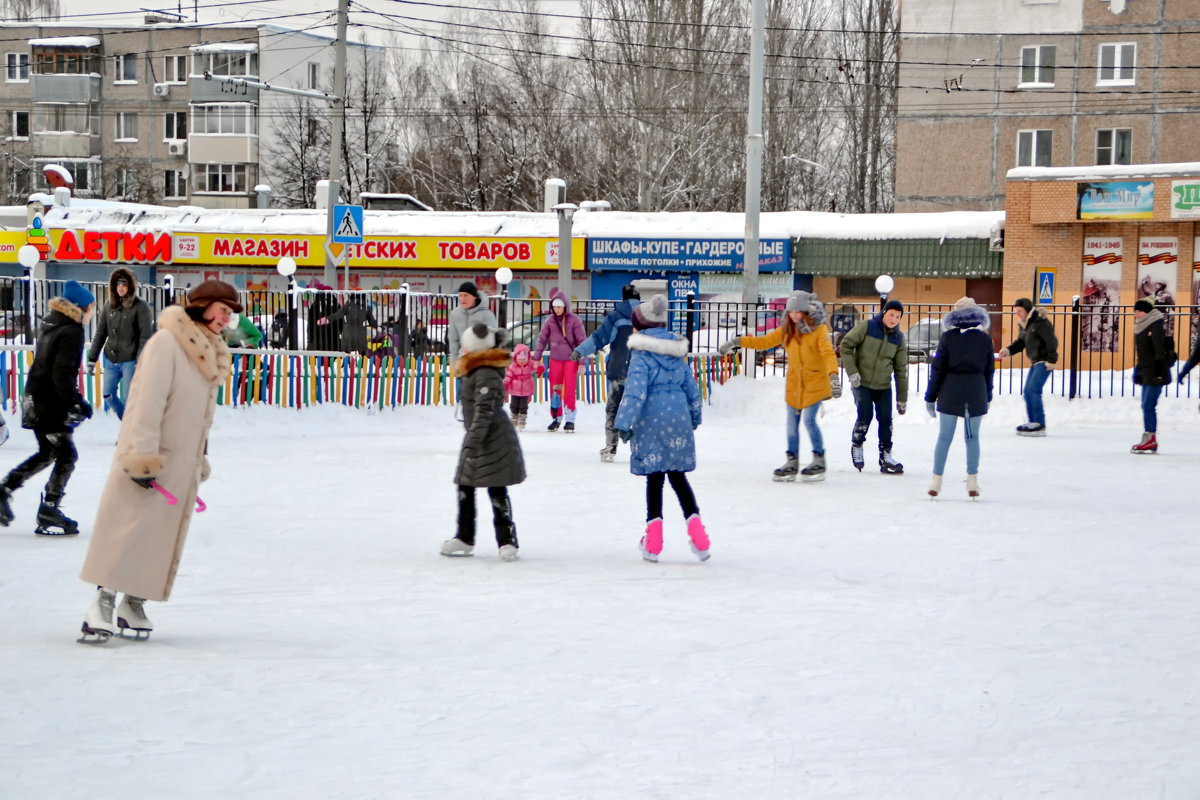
[848,373,861,389]
[926,401,937,418]
[618,429,633,443]
[717,339,739,356]
[830,375,842,399]
[897,401,907,415]
[569,350,582,362]
[131,477,154,490]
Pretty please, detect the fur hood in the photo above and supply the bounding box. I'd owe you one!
[47,296,85,323]
[796,298,827,332]
[629,330,689,357]
[456,347,511,376]
[157,305,231,385]
[945,304,990,331]
[109,267,138,308]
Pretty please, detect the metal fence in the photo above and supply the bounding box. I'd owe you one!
[2,276,1198,407]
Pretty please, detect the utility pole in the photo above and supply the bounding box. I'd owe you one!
[741,0,766,375]
[325,0,350,286]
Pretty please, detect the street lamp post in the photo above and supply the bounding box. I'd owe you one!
[17,245,40,342]
[553,203,577,297]
[495,266,514,330]
[277,256,298,350]
[875,274,895,311]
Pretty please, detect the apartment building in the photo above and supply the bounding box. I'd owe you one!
[894,0,1200,212]
[0,21,384,208]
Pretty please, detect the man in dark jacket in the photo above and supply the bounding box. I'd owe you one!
[441,323,525,561]
[1,281,95,535]
[999,297,1058,436]
[571,283,640,462]
[86,268,152,420]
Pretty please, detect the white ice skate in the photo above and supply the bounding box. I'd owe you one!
[966,474,981,499]
[499,544,519,561]
[78,587,117,645]
[116,595,153,640]
[440,538,474,557]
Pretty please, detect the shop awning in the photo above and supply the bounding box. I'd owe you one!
[794,238,1003,279]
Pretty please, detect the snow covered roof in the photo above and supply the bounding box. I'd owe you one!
[190,43,258,53]
[1008,162,1200,182]
[28,36,100,48]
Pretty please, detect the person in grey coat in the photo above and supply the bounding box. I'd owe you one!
[318,294,377,354]
[86,268,152,420]
[447,281,497,398]
[440,323,525,561]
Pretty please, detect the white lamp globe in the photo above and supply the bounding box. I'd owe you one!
[17,245,41,268]
[276,256,297,277]
[495,266,514,286]
[874,274,895,295]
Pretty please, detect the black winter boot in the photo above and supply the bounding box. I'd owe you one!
[35,492,78,537]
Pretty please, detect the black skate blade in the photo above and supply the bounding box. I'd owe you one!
[117,620,152,640]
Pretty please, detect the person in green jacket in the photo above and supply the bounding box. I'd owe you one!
[223,312,263,348]
[839,299,909,474]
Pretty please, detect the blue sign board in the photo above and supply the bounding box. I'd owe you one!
[588,238,791,273]
[667,272,700,335]
[332,204,364,244]
[1036,269,1055,305]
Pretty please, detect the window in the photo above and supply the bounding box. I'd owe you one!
[164,54,187,83]
[192,50,258,78]
[1017,129,1053,167]
[1096,128,1132,165]
[33,48,100,75]
[9,110,29,139]
[115,112,139,141]
[164,111,187,140]
[198,163,249,193]
[1098,43,1135,86]
[164,169,187,199]
[191,104,258,135]
[113,53,137,83]
[116,168,139,199]
[5,53,29,81]
[1019,45,1056,87]
[33,105,90,134]
[837,278,879,298]
[307,62,319,89]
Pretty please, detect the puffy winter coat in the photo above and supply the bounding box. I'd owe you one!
[924,305,995,417]
[80,305,231,602]
[23,298,89,433]
[839,314,909,402]
[448,302,497,366]
[327,297,377,354]
[533,289,587,362]
[87,267,152,365]
[1133,310,1173,386]
[614,328,702,476]
[1005,309,1058,364]
[737,320,838,411]
[503,344,537,398]
[454,348,526,487]
[575,299,639,381]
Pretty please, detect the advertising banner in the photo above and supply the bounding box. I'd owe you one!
[588,238,791,272]
[1081,236,1122,352]
[1077,181,1154,220]
[1137,236,1178,336]
[1171,180,1200,219]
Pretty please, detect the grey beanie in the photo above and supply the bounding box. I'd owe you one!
[632,294,668,329]
[785,291,812,314]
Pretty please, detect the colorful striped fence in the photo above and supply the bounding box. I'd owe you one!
[0,346,740,412]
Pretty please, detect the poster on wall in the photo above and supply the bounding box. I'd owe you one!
[1081,237,1122,352]
[1077,181,1154,220]
[1137,237,1178,336]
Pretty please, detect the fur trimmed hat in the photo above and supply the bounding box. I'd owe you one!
[785,291,812,314]
[460,322,506,354]
[186,279,243,313]
[1134,298,1155,313]
[632,294,668,329]
[61,280,95,310]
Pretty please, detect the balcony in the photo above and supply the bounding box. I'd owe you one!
[31,132,97,159]
[187,134,258,164]
[29,73,101,103]
[189,75,259,104]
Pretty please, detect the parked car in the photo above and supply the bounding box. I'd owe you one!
[905,317,943,360]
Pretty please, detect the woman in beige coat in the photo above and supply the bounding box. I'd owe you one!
[78,280,238,643]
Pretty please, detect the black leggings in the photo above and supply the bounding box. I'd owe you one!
[646,471,699,522]
[4,428,77,499]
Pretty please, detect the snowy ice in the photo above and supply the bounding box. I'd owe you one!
[2,377,1199,798]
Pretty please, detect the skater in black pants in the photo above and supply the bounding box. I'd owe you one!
[0,281,95,535]
[441,323,526,560]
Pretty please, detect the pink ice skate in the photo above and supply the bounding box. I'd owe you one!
[686,514,711,562]
[640,518,663,563]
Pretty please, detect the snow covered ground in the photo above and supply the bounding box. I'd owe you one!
[3,378,1199,799]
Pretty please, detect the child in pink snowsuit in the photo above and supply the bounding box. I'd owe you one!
[533,289,586,432]
[503,343,539,431]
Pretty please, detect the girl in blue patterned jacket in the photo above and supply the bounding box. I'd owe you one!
[614,294,709,563]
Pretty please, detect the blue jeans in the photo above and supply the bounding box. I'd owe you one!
[1023,362,1049,425]
[933,413,982,476]
[786,403,823,456]
[1141,384,1163,433]
[102,356,137,419]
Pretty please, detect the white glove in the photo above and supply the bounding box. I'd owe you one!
[848,373,861,389]
[717,339,740,356]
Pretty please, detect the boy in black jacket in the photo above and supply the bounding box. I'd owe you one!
[0,281,95,535]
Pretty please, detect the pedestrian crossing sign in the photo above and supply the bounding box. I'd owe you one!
[1036,268,1055,305]
[332,204,364,244]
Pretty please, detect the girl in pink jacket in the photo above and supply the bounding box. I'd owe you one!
[503,343,540,431]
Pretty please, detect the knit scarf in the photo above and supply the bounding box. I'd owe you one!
[1133,308,1163,335]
